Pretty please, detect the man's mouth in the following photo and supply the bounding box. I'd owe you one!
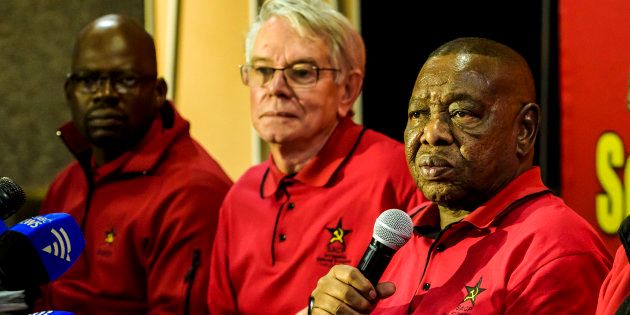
[86,110,126,128]
[417,155,454,180]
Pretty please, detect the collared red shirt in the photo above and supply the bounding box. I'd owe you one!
[209,117,425,314]
[375,167,612,314]
[597,245,630,314]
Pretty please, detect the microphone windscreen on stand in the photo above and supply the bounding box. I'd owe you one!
[0,177,26,220]
[0,177,26,235]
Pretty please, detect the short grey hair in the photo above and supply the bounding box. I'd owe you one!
[245,0,365,81]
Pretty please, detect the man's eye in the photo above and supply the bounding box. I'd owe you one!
[117,75,139,87]
[409,110,422,119]
[290,67,314,79]
[77,75,98,85]
[451,110,470,118]
[254,67,275,76]
[450,109,481,126]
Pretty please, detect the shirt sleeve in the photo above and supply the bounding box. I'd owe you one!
[208,198,239,314]
[505,252,610,314]
[145,179,229,315]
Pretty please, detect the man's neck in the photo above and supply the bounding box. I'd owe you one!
[438,205,471,230]
[269,121,338,174]
[92,146,125,167]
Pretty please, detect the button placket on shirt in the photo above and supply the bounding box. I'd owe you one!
[275,179,295,251]
[278,200,296,242]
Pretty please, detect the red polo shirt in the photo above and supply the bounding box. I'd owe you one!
[208,117,425,314]
[375,167,612,314]
[597,245,630,314]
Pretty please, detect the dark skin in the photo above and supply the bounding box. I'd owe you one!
[307,39,540,314]
[65,14,167,166]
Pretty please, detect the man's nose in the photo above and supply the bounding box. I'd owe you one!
[92,78,120,105]
[266,69,292,95]
[94,77,117,96]
[420,114,453,145]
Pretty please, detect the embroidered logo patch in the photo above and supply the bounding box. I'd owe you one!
[451,277,487,313]
[462,277,486,306]
[316,218,352,267]
[97,227,116,257]
[104,228,116,244]
[326,218,352,251]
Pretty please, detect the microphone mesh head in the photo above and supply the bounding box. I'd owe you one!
[0,177,26,219]
[373,209,413,250]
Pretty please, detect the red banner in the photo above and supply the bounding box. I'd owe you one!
[560,0,630,253]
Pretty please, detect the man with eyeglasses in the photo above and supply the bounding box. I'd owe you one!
[35,14,232,314]
[208,0,425,314]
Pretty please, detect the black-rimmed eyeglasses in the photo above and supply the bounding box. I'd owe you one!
[67,72,156,94]
[239,63,339,88]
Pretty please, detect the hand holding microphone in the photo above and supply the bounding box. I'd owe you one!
[309,209,413,314]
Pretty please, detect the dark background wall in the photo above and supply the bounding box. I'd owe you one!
[360,0,560,192]
[0,1,144,223]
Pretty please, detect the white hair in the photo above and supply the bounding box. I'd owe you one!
[244,0,365,81]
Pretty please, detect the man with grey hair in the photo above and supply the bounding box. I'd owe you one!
[208,0,424,313]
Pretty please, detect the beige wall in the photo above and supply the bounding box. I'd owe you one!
[154,0,252,180]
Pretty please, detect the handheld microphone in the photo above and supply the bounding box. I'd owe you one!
[0,213,85,290]
[0,177,26,235]
[357,209,413,286]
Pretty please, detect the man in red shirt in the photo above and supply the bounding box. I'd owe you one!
[36,15,232,314]
[207,0,424,313]
[309,37,612,314]
[597,217,630,314]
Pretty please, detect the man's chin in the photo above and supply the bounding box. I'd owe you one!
[88,132,125,149]
[258,131,299,145]
[421,183,464,205]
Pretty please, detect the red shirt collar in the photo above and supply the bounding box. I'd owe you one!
[412,167,550,230]
[261,117,365,198]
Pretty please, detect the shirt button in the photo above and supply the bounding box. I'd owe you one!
[423,282,430,291]
[287,202,295,210]
[279,234,287,242]
[435,244,444,252]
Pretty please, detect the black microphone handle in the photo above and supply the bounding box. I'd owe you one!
[357,238,397,287]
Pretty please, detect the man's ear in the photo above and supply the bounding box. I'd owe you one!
[64,77,73,101]
[516,102,540,158]
[154,78,168,108]
[337,70,363,117]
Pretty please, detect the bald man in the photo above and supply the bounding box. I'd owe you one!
[308,37,612,314]
[36,14,232,314]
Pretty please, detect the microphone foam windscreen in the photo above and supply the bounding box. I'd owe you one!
[0,177,26,219]
[373,209,413,250]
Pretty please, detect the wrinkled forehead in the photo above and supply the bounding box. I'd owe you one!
[414,54,503,96]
